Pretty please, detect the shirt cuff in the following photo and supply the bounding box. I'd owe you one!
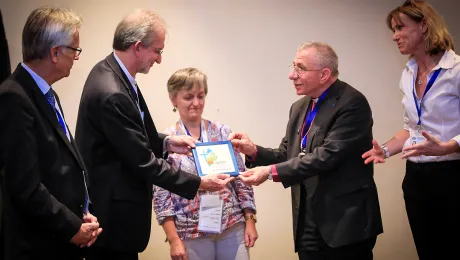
[163,136,171,154]
[245,146,258,162]
[270,165,280,182]
[452,135,460,148]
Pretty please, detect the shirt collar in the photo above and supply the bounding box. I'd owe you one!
[406,49,458,73]
[113,52,138,93]
[21,62,51,95]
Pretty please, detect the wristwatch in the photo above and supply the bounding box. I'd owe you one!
[267,166,273,180]
[381,145,390,158]
[245,214,257,223]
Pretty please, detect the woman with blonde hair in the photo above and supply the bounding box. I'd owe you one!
[153,68,258,260]
[363,1,459,259]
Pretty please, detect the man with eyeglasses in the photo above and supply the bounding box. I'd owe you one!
[75,9,233,260]
[230,42,383,260]
[0,7,102,260]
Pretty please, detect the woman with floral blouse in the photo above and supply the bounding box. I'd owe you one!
[153,68,257,260]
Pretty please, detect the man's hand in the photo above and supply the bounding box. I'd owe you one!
[70,222,102,246]
[169,135,198,154]
[244,220,258,247]
[228,132,257,157]
[199,174,234,191]
[169,238,188,260]
[238,166,270,186]
[362,139,386,164]
[80,213,102,247]
[402,131,460,158]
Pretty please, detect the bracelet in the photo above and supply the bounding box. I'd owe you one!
[381,145,390,158]
[267,166,273,180]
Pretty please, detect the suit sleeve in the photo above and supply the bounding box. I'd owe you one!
[276,94,373,188]
[100,92,200,199]
[0,92,81,242]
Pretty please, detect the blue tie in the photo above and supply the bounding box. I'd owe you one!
[45,89,67,134]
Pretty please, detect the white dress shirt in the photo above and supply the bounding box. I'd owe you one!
[21,62,71,141]
[400,49,460,163]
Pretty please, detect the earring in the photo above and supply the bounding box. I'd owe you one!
[172,107,177,112]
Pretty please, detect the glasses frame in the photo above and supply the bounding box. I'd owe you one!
[64,45,82,56]
[152,46,163,55]
[289,64,322,77]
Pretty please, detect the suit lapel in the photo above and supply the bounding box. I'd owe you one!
[304,80,343,153]
[106,53,139,106]
[137,87,163,157]
[105,54,163,157]
[14,65,82,166]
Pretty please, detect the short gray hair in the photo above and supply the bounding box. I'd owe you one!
[298,41,339,77]
[167,68,208,99]
[22,7,82,62]
[113,9,166,51]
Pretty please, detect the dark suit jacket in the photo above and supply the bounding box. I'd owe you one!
[0,64,88,260]
[75,53,201,253]
[0,10,11,84]
[249,80,383,250]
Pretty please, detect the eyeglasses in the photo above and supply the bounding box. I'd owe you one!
[152,46,163,55]
[289,64,321,76]
[63,46,82,56]
[147,45,163,55]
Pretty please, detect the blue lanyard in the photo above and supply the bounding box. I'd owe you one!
[412,69,441,127]
[301,90,328,149]
[184,124,203,142]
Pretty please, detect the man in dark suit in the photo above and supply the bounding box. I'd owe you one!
[230,42,383,260]
[75,9,233,260]
[0,7,102,260]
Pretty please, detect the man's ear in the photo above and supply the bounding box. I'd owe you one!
[133,41,142,56]
[319,68,331,84]
[50,46,60,63]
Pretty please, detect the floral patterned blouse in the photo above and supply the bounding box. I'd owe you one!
[153,119,256,240]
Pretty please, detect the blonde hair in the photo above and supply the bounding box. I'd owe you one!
[22,7,82,62]
[167,68,208,98]
[386,0,454,56]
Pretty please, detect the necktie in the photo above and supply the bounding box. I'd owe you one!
[300,100,317,150]
[45,89,67,134]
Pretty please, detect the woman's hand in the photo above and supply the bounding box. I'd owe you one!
[244,220,259,248]
[362,139,386,164]
[402,131,460,158]
[169,238,188,260]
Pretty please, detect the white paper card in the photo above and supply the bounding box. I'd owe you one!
[198,195,223,233]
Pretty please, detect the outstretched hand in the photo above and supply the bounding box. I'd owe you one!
[169,135,198,154]
[228,132,257,156]
[238,166,270,186]
[402,131,459,159]
[362,139,386,164]
[199,174,234,191]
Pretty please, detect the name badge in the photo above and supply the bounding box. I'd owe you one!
[198,195,223,233]
[409,128,427,147]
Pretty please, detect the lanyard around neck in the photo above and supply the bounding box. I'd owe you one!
[300,90,328,150]
[412,68,441,127]
[178,119,208,142]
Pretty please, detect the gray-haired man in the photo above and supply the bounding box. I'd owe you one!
[75,9,233,260]
[0,7,102,260]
